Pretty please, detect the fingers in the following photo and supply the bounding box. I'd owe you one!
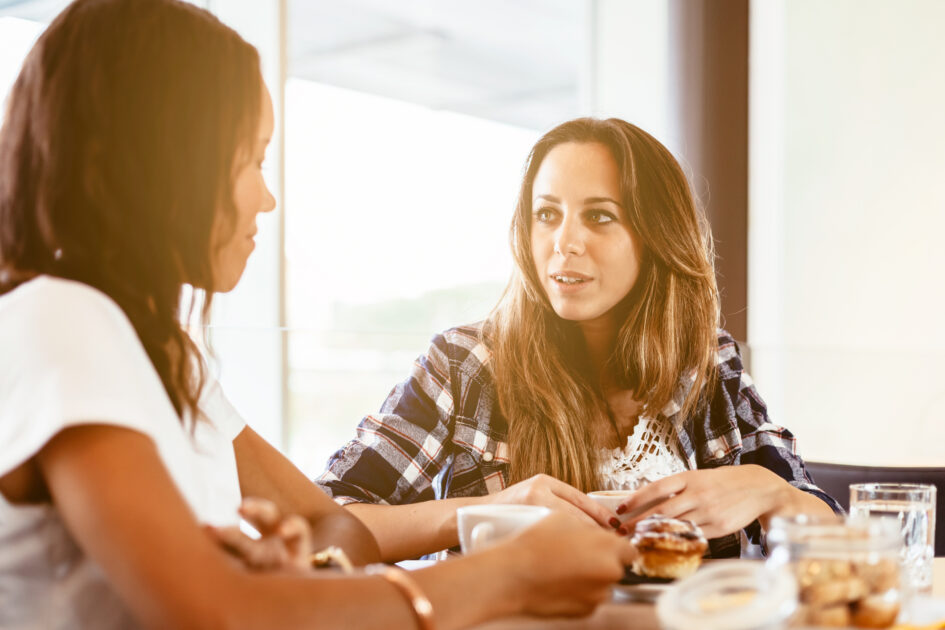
[277,514,314,569]
[545,495,601,526]
[211,498,317,573]
[616,475,688,516]
[207,524,289,570]
[633,493,695,522]
[549,482,619,528]
[503,475,617,529]
[238,496,282,535]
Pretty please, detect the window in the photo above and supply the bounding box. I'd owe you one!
[284,0,583,475]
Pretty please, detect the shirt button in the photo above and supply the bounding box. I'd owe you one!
[714,449,725,459]
[482,451,494,462]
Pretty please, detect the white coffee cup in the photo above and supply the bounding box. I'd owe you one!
[587,489,662,524]
[456,504,551,554]
[587,489,636,524]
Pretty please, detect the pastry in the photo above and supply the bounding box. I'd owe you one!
[629,515,708,579]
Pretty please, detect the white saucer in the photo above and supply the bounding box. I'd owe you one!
[612,581,672,603]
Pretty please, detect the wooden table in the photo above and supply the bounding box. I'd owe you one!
[470,558,945,630]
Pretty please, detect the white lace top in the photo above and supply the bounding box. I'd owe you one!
[597,414,689,490]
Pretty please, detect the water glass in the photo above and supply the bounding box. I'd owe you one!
[849,483,936,593]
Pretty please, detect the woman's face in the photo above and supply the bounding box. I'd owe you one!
[530,141,641,328]
[211,82,276,292]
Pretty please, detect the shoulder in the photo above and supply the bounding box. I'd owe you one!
[431,322,492,370]
[0,276,139,354]
[0,278,176,475]
[2,275,125,316]
[435,322,487,351]
[714,328,746,381]
[706,328,769,428]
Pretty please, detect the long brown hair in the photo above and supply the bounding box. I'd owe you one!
[0,0,261,421]
[487,118,719,491]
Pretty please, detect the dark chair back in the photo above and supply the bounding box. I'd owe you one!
[805,461,945,557]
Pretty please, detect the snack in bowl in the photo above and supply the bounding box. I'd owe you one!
[793,556,900,628]
[629,515,708,579]
[769,516,904,629]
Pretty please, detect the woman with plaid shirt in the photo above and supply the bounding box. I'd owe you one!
[318,118,842,562]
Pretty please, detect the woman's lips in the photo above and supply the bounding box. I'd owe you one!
[549,271,593,292]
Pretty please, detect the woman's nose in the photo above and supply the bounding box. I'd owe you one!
[260,183,276,214]
[553,217,586,257]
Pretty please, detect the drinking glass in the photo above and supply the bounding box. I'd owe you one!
[849,483,936,593]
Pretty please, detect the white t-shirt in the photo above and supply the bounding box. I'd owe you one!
[0,277,246,629]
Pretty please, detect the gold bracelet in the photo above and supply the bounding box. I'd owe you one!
[365,564,435,630]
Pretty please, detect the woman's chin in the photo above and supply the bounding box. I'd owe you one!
[552,307,598,322]
[211,265,246,293]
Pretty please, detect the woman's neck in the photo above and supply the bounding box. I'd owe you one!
[577,314,619,381]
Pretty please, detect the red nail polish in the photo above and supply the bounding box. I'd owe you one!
[609,517,621,529]
[616,504,626,515]
[617,526,628,536]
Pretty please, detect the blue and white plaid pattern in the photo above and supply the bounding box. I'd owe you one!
[316,325,843,557]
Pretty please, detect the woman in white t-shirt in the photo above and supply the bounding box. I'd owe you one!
[0,1,634,628]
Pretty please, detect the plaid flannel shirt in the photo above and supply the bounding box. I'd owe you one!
[316,324,842,558]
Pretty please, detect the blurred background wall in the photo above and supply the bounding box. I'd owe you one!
[1,0,941,473]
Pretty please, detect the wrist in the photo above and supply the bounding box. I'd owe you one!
[444,496,488,549]
[366,564,435,630]
[473,544,532,617]
[759,471,797,526]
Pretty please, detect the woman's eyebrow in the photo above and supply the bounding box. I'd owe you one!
[583,196,622,206]
[533,194,561,204]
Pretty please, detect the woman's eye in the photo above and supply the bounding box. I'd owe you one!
[533,208,556,222]
[587,210,616,224]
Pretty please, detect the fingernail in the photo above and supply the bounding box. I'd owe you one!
[609,517,621,529]
[617,526,628,536]
[615,505,626,515]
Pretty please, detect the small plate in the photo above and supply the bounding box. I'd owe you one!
[613,570,674,602]
[613,581,672,603]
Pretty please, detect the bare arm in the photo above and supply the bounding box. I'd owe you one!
[232,426,381,565]
[347,498,479,561]
[36,424,630,630]
[349,473,619,562]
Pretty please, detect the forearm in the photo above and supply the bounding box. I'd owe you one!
[224,549,520,630]
[347,497,484,562]
[412,547,523,629]
[232,427,381,565]
[308,512,381,566]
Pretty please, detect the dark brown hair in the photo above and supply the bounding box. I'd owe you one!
[488,118,719,491]
[0,0,262,421]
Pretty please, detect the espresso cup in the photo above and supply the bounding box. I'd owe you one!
[588,489,636,524]
[588,489,660,524]
[456,504,551,554]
